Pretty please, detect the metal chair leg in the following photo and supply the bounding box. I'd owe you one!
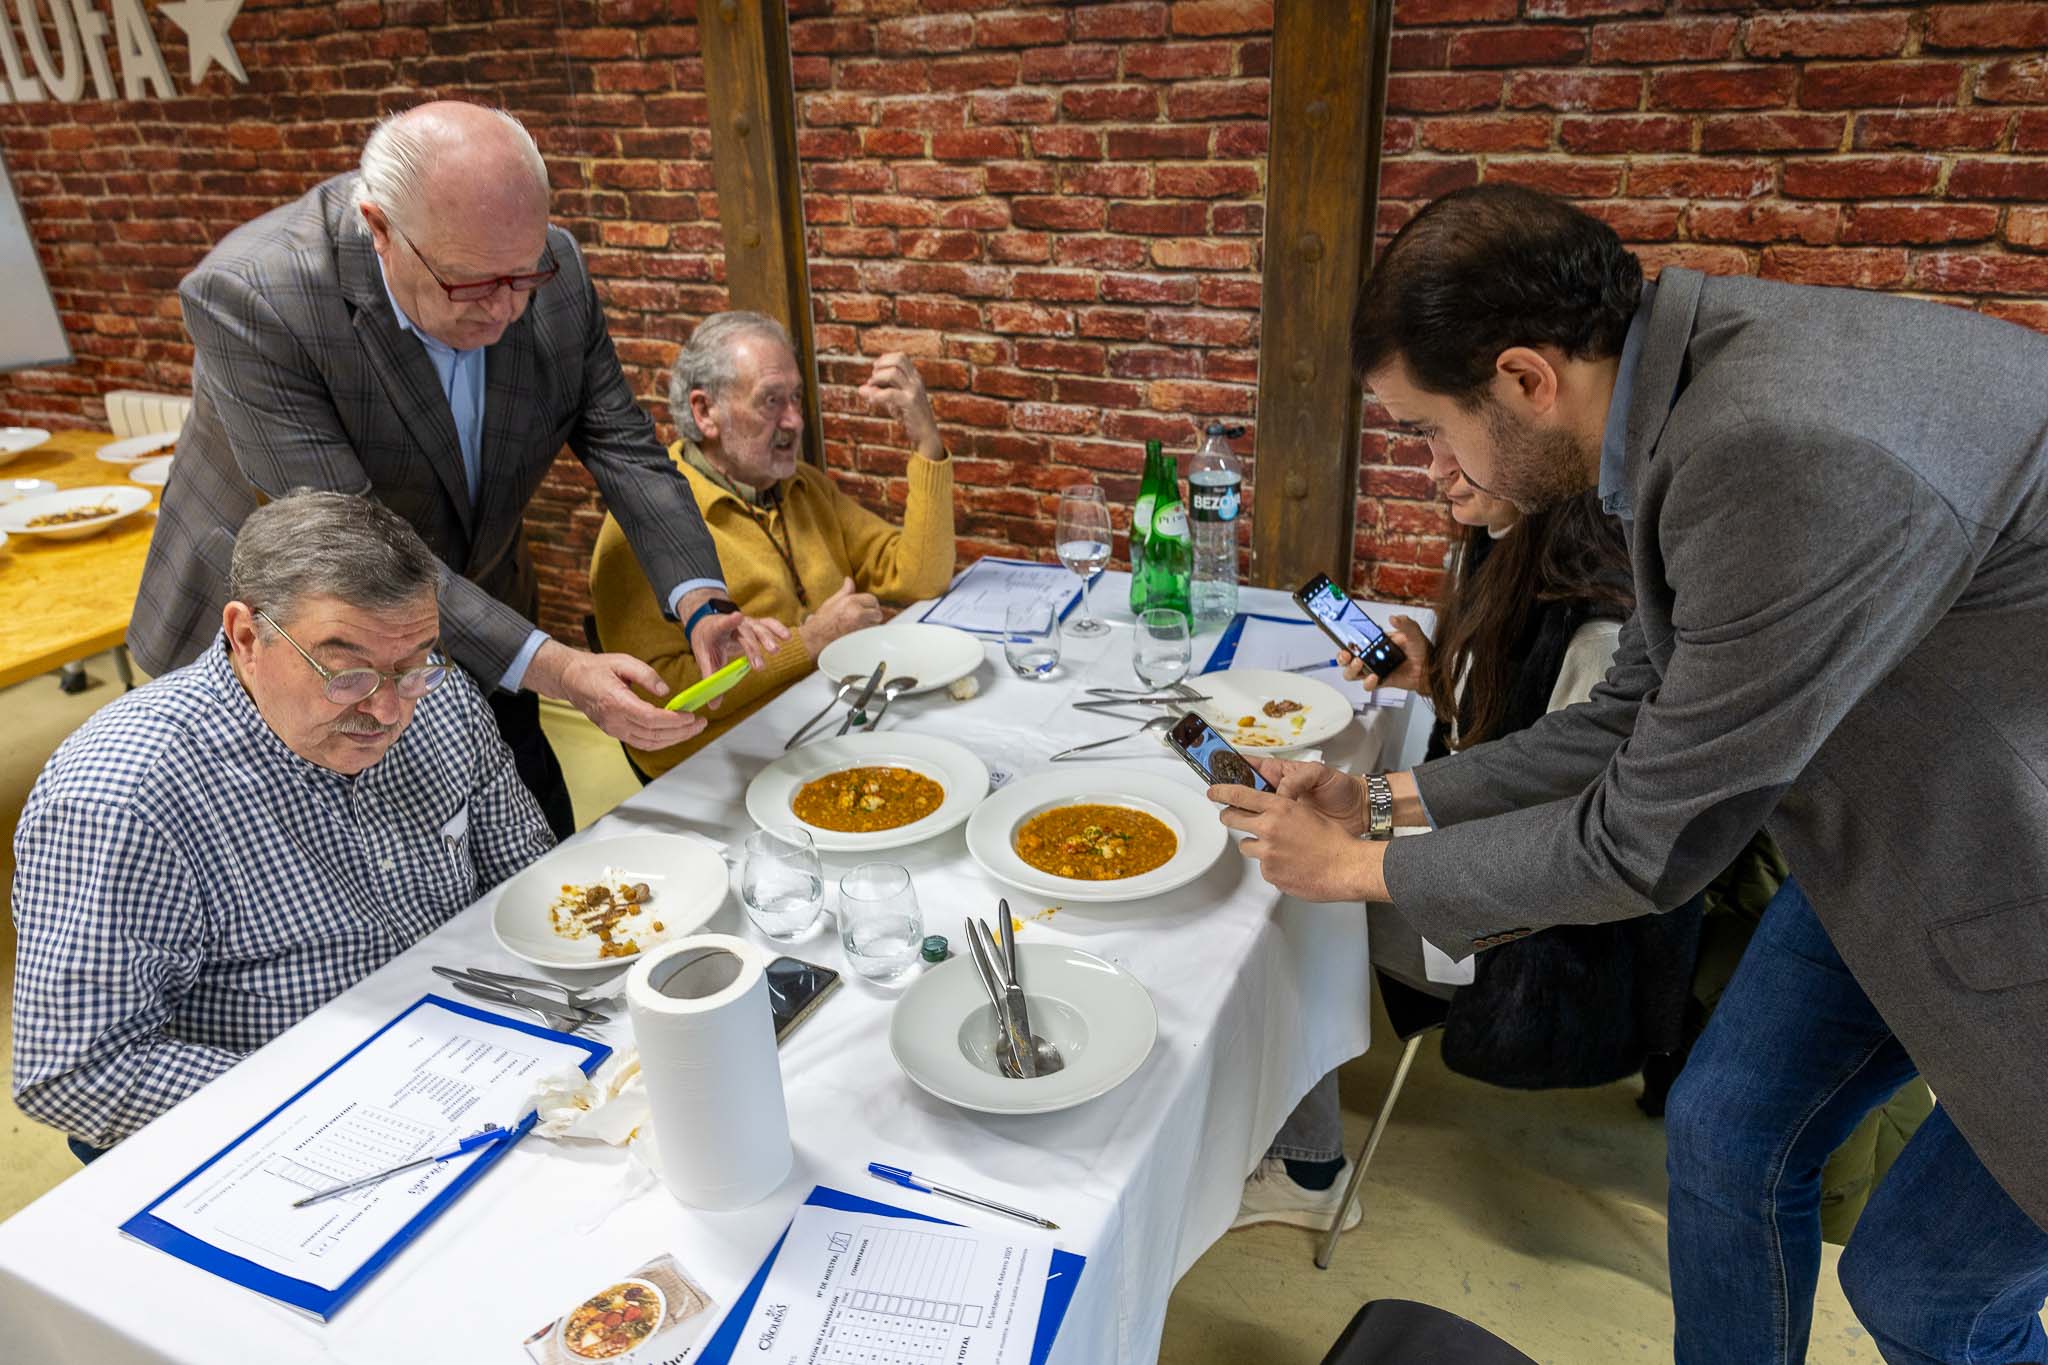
[113,646,135,691]
[1315,1032,1425,1270]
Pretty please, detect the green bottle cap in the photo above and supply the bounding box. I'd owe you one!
[920,935,949,964]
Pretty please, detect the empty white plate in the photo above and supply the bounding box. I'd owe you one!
[490,834,729,969]
[0,485,153,540]
[890,943,1157,1115]
[963,768,1228,904]
[129,457,174,488]
[1186,668,1354,756]
[0,478,57,504]
[817,623,985,698]
[96,430,179,464]
[745,732,989,853]
[0,427,50,467]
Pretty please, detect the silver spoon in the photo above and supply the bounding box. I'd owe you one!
[862,676,918,732]
[785,673,866,750]
[1050,713,1175,761]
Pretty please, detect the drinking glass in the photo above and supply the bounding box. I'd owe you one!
[1003,600,1062,680]
[1055,483,1113,639]
[1134,607,1192,689]
[838,862,924,981]
[739,826,826,941]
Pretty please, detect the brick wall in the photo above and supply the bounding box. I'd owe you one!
[2,1,2044,640]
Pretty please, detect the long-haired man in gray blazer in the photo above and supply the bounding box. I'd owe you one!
[1218,185,2048,1362]
[131,102,788,835]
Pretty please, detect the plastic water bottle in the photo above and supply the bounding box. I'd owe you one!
[1188,422,1244,631]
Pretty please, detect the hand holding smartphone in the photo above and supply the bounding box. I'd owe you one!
[1167,712,1276,795]
[1293,573,1407,680]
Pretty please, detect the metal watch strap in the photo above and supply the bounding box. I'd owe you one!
[1364,773,1395,840]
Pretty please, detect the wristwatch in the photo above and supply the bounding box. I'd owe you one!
[1364,773,1395,841]
[681,596,740,642]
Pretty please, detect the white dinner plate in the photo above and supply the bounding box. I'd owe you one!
[491,834,729,970]
[745,732,989,853]
[128,456,174,488]
[964,769,1228,904]
[0,427,49,467]
[1187,668,1352,756]
[96,430,179,464]
[890,943,1157,1115]
[816,624,984,697]
[0,485,153,540]
[0,478,57,504]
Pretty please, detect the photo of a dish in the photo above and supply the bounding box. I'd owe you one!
[559,1278,665,1359]
[790,765,944,834]
[1014,803,1178,881]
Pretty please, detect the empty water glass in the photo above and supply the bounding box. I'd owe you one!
[1135,607,1192,689]
[1003,600,1062,680]
[838,862,924,982]
[740,826,827,942]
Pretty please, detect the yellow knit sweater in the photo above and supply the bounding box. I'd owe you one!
[589,441,957,777]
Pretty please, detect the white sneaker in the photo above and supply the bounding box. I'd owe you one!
[1230,1157,1363,1231]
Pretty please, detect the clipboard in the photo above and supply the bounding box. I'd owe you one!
[918,556,1088,636]
[120,995,609,1321]
[692,1185,1085,1365]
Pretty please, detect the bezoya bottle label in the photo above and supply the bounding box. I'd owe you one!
[1190,482,1240,523]
[1152,502,1190,539]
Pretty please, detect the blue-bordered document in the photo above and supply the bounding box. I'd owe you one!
[920,557,1085,635]
[694,1185,1084,1365]
[121,995,608,1321]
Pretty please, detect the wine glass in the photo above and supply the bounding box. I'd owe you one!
[1134,607,1191,689]
[1055,483,1113,639]
[739,826,827,941]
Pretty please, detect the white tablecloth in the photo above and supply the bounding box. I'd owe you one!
[0,580,1432,1364]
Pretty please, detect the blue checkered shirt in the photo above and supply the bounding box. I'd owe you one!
[10,637,555,1146]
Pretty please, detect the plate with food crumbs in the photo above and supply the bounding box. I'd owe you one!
[491,835,728,969]
[0,484,152,541]
[1186,668,1352,756]
[965,770,1228,904]
[745,732,989,852]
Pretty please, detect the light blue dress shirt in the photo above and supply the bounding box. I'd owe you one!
[379,268,723,691]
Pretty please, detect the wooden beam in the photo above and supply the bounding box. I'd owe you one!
[1249,0,1395,590]
[698,0,824,468]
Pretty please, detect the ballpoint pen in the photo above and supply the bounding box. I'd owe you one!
[868,1162,1059,1230]
[1287,657,1342,673]
[291,1125,513,1209]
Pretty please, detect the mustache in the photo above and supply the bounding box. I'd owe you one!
[335,714,397,737]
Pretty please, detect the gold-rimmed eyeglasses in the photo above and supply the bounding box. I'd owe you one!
[255,610,450,706]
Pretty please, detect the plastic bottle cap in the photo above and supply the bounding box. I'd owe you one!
[920,936,949,963]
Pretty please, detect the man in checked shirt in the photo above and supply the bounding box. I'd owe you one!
[11,491,555,1162]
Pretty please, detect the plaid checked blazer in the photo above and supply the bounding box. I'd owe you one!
[130,172,722,684]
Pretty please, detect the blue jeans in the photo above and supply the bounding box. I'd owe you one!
[1666,877,2048,1364]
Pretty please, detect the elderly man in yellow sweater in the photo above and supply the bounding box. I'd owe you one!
[590,311,956,779]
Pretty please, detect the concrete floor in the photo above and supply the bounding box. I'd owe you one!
[0,655,2002,1363]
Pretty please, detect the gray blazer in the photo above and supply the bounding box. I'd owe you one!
[130,172,721,684]
[1385,267,2048,1227]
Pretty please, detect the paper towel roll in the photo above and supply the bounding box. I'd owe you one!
[626,934,793,1210]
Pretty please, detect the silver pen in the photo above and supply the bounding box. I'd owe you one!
[291,1125,512,1209]
[868,1162,1059,1230]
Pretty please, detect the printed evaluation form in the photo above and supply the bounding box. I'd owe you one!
[729,1203,1057,1365]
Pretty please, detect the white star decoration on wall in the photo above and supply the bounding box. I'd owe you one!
[158,0,246,86]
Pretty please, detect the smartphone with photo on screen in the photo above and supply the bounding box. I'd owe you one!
[1168,712,1277,795]
[1293,572,1407,679]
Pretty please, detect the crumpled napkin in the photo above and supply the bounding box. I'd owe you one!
[530,1048,650,1147]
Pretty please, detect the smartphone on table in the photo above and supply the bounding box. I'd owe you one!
[766,956,840,1043]
[1293,572,1407,679]
[1168,712,1276,795]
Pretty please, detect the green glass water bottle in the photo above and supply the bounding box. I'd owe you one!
[1138,449,1192,623]
[1129,441,1164,615]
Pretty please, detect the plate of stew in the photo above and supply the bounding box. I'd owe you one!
[745,733,990,852]
[556,1277,667,1359]
[964,770,1229,903]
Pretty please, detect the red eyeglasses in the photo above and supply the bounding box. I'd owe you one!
[392,221,559,303]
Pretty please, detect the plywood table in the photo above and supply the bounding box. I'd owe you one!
[0,429,161,690]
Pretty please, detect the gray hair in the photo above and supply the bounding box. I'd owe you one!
[230,491,441,625]
[354,104,548,229]
[668,311,795,442]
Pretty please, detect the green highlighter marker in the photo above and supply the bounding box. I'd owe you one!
[665,657,752,711]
